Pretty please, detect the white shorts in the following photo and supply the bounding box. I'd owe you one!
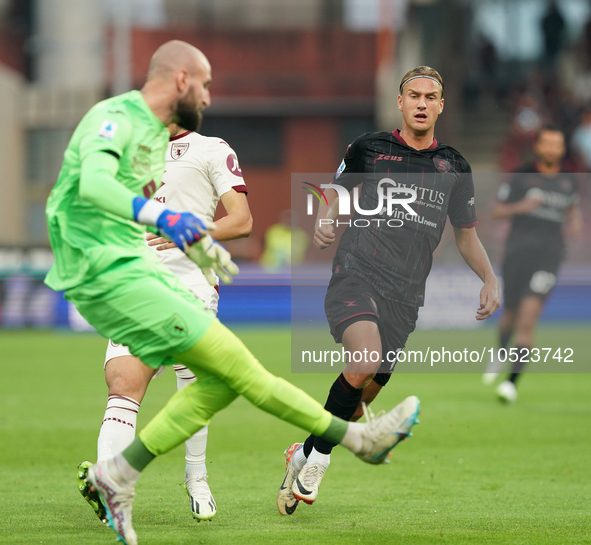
[104,282,219,371]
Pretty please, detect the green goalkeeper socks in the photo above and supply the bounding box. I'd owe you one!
[122,437,156,472]
[320,416,349,445]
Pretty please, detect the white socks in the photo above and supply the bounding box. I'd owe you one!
[185,426,208,476]
[174,364,208,477]
[308,447,331,467]
[292,445,308,471]
[97,366,208,479]
[292,445,330,471]
[97,395,139,461]
[339,422,364,454]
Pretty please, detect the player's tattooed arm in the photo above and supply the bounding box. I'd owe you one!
[453,227,500,320]
[313,187,340,250]
[312,135,366,250]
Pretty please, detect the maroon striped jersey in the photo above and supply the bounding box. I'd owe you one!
[330,129,477,307]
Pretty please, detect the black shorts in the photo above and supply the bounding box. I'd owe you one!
[324,274,418,387]
[502,250,562,311]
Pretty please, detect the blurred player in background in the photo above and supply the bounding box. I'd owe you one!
[77,120,252,523]
[45,40,422,545]
[277,66,500,515]
[483,126,582,402]
[260,210,309,271]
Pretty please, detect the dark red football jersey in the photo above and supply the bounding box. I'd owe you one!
[331,129,477,307]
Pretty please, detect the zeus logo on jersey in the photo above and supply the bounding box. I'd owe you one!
[374,154,403,164]
[98,120,118,140]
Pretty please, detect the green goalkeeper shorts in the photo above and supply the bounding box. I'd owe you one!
[65,256,215,369]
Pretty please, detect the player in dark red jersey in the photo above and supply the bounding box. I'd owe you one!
[483,126,582,402]
[277,66,501,514]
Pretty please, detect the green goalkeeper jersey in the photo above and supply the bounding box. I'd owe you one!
[45,90,169,291]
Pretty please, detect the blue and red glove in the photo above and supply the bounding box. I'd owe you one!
[132,196,215,251]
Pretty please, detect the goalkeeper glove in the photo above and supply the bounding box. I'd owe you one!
[132,196,214,250]
[186,235,239,285]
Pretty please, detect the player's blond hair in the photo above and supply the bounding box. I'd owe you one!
[399,67,444,97]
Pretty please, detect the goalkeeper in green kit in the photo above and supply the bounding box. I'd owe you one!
[45,40,420,545]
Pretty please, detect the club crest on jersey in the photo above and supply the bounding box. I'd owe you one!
[433,158,451,173]
[226,153,243,177]
[171,142,189,160]
[98,120,118,140]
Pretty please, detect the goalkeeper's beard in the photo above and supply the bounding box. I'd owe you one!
[175,96,203,133]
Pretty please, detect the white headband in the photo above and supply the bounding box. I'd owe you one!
[399,75,443,93]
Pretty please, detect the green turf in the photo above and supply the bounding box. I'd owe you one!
[1,327,590,544]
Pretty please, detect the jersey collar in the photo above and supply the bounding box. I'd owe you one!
[392,129,438,150]
[170,130,191,141]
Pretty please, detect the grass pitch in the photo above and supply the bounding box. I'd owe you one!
[0,326,590,544]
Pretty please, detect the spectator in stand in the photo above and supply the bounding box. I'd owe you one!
[499,91,545,172]
[541,0,566,74]
[478,34,499,102]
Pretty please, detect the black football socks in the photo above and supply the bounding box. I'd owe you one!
[303,373,363,456]
[499,327,512,352]
[508,346,530,384]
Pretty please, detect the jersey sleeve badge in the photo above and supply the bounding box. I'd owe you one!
[98,120,118,140]
[226,153,243,177]
[335,159,346,179]
[433,158,451,173]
